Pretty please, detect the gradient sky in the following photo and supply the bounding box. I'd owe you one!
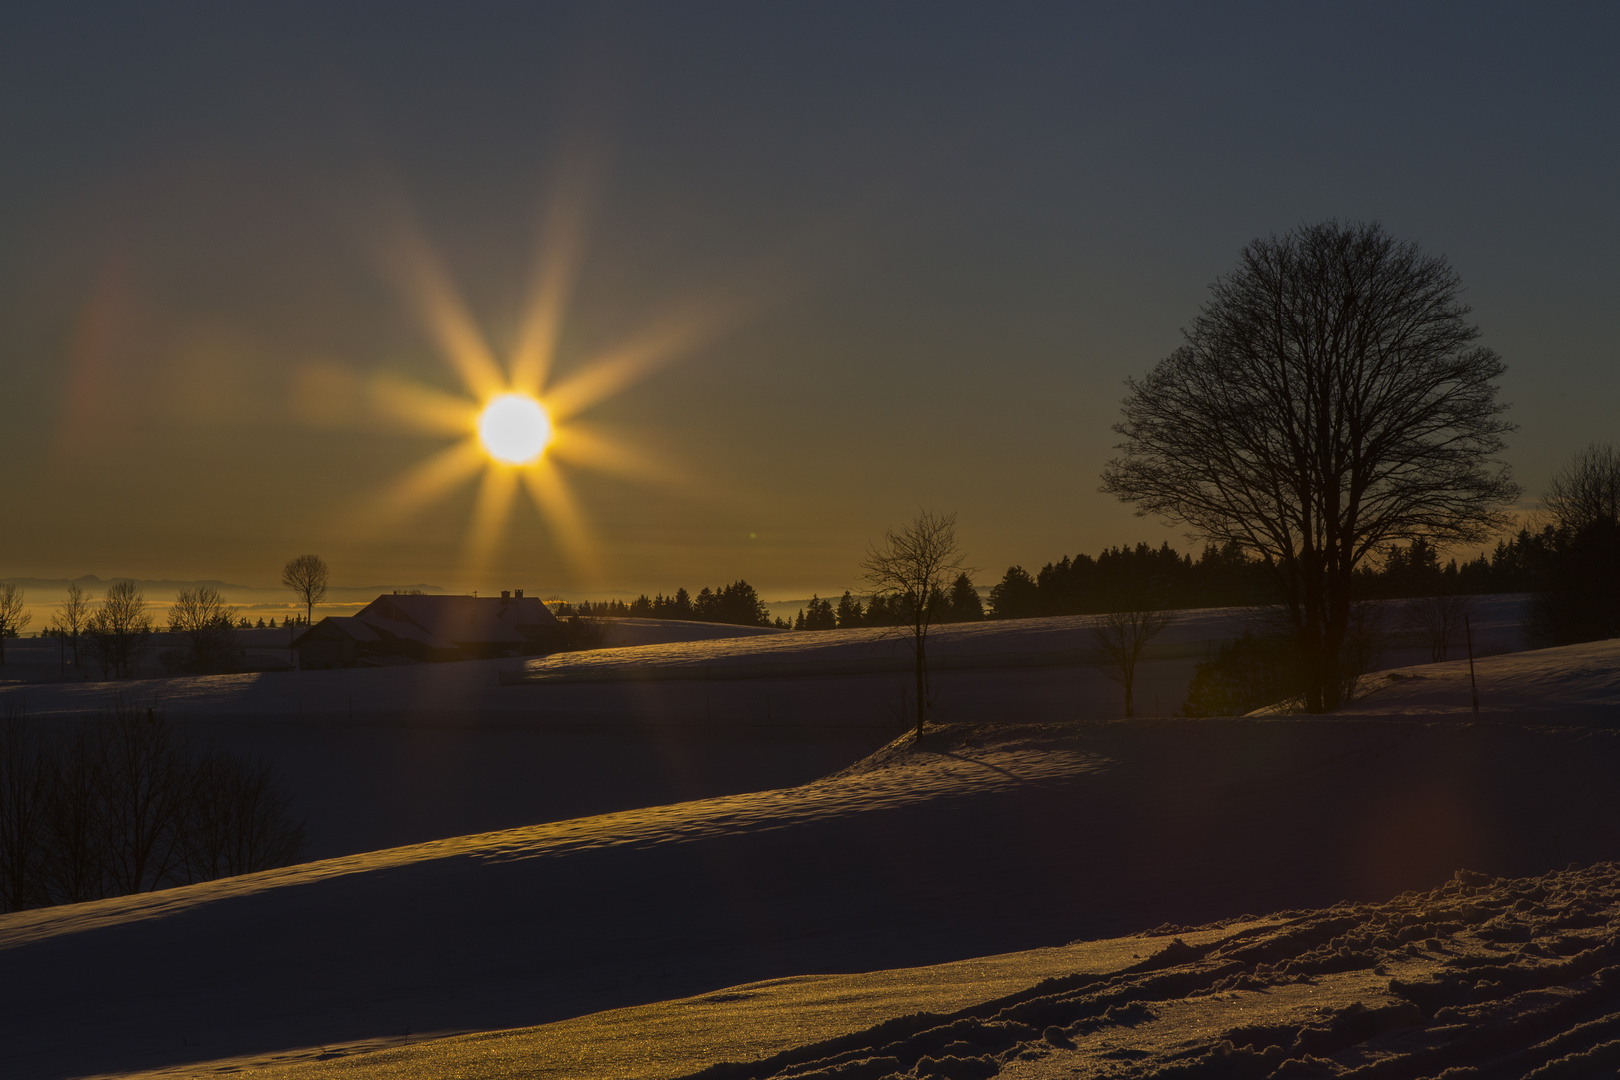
[3,2,1617,600]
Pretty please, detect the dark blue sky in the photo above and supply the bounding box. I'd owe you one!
[2,3,1616,596]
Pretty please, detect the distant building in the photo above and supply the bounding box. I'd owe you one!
[293,591,564,669]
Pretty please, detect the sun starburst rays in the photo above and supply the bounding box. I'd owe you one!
[366,438,487,528]
[462,463,521,572]
[368,373,480,437]
[392,230,507,403]
[346,209,714,585]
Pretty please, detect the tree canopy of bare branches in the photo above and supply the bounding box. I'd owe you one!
[167,585,238,674]
[281,554,329,626]
[1526,443,1620,647]
[1102,220,1518,711]
[86,580,153,679]
[0,705,306,913]
[0,584,30,666]
[860,509,969,738]
[1088,607,1175,718]
[1544,443,1620,534]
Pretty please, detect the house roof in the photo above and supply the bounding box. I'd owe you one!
[357,594,559,647]
[291,616,385,647]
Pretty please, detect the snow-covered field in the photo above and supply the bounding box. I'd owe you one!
[4,634,1620,1079]
[2,612,1257,859]
[0,601,1529,859]
[235,863,1620,1080]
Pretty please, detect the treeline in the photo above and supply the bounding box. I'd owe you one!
[0,705,307,913]
[5,578,314,679]
[988,541,1273,618]
[551,527,1588,637]
[560,573,988,630]
[1368,529,1587,599]
[986,532,1571,622]
[561,580,776,628]
[792,574,984,629]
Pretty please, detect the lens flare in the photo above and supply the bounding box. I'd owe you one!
[343,194,734,584]
[477,394,553,464]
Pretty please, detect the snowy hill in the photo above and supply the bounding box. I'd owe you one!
[7,638,1620,1078]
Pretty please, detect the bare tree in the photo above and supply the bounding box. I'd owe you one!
[53,583,92,675]
[281,555,329,626]
[43,720,107,905]
[1526,443,1620,646]
[181,748,307,881]
[167,585,238,673]
[1400,593,1476,663]
[1544,443,1620,533]
[1102,220,1518,711]
[86,580,153,679]
[97,707,192,895]
[0,706,51,911]
[1088,608,1175,718]
[861,509,969,738]
[0,584,30,667]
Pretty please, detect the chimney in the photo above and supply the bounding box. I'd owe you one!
[500,590,511,600]
[514,589,524,599]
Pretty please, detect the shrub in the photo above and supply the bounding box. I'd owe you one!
[0,704,306,912]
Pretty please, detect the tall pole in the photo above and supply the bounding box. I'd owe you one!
[1464,614,1480,716]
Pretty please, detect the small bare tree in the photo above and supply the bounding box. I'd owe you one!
[1400,592,1475,663]
[0,584,30,667]
[53,583,92,674]
[861,509,969,738]
[281,555,329,626]
[1088,607,1176,718]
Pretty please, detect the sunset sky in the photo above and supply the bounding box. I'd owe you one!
[3,3,1618,600]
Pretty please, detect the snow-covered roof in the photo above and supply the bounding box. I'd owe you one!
[292,615,384,647]
[358,593,558,648]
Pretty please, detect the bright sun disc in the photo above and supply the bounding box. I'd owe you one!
[478,394,553,464]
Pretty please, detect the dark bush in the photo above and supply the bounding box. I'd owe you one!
[0,703,306,913]
[1182,632,1303,716]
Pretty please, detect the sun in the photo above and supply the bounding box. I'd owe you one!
[342,199,734,581]
[478,393,553,465]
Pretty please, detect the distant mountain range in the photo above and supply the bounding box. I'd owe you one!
[1,575,446,597]
[0,577,450,621]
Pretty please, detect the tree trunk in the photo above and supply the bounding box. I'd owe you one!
[914,642,925,738]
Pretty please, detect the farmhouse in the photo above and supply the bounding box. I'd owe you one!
[293,591,564,668]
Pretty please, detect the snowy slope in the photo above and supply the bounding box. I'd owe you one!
[1325,636,1620,723]
[8,704,1620,1080]
[191,864,1620,1080]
